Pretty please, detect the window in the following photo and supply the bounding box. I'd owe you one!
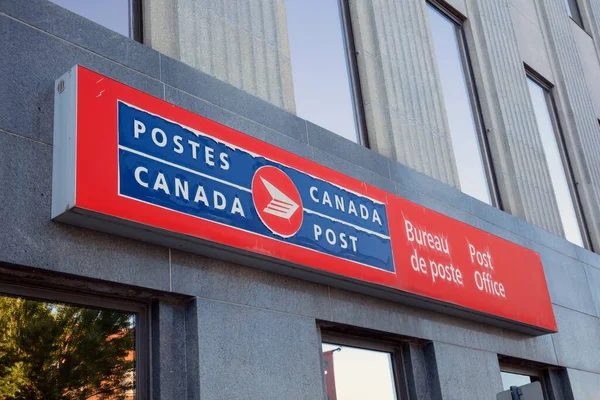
[499,363,550,399]
[526,75,587,247]
[564,0,584,29]
[427,3,496,205]
[501,371,534,389]
[284,0,367,144]
[49,0,142,40]
[0,283,149,399]
[322,342,399,399]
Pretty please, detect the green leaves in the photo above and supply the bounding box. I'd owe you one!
[0,297,135,400]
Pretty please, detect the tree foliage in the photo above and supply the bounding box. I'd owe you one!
[0,296,135,400]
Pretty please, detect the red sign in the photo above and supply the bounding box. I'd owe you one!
[52,66,557,334]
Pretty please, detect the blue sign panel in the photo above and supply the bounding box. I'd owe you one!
[117,102,394,272]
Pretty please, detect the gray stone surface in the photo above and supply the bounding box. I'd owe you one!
[391,161,476,215]
[164,85,313,160]
[326,288,422,342]
[535,0,600,252]
[584,265,600,317]
[152,301,188,399]
[160,55,307,143]
[576,244,600,270]
[509,0,555,83]
[395,184,483,229]
[404,343,442,400]
[540,248,597,315]
[0,132,170,290]
[566,368,600,400]
[433,342,503,400]
[185,300,201,400]
[551,305,600,374]
[0,14,163,144]
[170,251,331,320]
[524,222,580,260]
[311,147,396,193]
[465,0,565,237]
[307,121,391,179]
[0,0,161,78]
[470,199,523,234]
[473,219,534,251]
[190,298,325,400]
[498,329,558,365]
[328,287,558,365]
[585,0,600,72]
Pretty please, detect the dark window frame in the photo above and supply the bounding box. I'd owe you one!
[525,68,592,250]
[131,0,144,42]
[0,280,151,399]
[499,362,555,399]
[51,0,143,42]
[426,0,503,209]
[338,0,370,147]
[320,331,410,400]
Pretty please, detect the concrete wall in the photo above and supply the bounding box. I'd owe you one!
[2,0,600,398]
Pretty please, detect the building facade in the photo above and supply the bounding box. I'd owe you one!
[1,0,600,398]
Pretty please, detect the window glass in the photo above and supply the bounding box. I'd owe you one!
[427,5,492,204]
[564,0,584,28]
[284,0,359,142]
[527,78,584,246]
[501,371,532,390]
[322,343,397,400]
[49,0,132,38]
[0,295,136,399]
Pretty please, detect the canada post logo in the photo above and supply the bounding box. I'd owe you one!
[252,166,303,238]
[117,102,395,272]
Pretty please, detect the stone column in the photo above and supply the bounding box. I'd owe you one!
[348,0,460,187]
[143,0,295,113]
[582,0,600,60]
[534,0,600,248]
[464,0,564,235]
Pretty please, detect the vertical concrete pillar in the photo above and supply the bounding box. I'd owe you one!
[185,298,325,399]
[348,0,460,187]
[403,343,442,400]
[582,0,600,59]
[143,0,295,113]
[464,0,564,235]
[534,0,600,249]
[432,342,503,399]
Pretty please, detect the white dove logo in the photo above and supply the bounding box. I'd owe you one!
[251,166,303,238]
[260,177,299,220]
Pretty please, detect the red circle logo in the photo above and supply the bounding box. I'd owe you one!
[252,166,303,238]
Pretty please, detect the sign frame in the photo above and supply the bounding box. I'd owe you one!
[52,66,557,335]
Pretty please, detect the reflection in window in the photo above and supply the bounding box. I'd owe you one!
[527,78,584,247]
[0,295,136,399]
[49,0,134,38]
[322,343,397,400]
[284,0,359,142]
[564,0,584,28]
[427,4,492,204]
[501,371,533,390]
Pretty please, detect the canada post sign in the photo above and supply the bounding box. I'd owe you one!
[118,102,393,271]
[52,66,557,335]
